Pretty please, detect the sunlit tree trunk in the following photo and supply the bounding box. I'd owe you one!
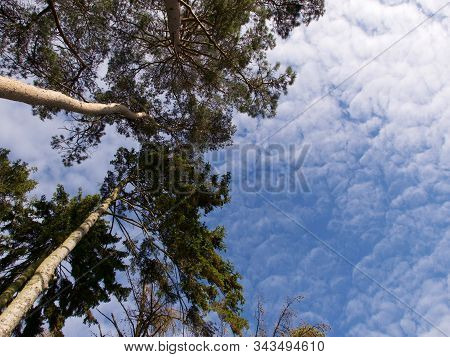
[0,76,151,122]
[0,182,125,337]
[0,251,49,310]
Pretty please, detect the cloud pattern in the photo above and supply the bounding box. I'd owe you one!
[0,0,448,336]
[207,0,450,336]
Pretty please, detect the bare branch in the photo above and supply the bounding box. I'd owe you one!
[47,0,87,70]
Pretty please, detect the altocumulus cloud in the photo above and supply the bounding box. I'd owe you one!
[206,0,450,336]
[0,0,448,336]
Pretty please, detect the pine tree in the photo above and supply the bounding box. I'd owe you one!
[99,144,247,336]
[0,148,36,224]
[0,1,326,336]
[0,0,325,164]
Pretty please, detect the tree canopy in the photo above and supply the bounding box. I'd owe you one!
[0,146,247,335]
[0,148,37,225]
[0,0,327,337]
[0,150,128,336]
[0,0,325,164]
[101,144,247,335]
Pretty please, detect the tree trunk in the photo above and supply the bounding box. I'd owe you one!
[164,0,181,51]
[0,250,49,310]
[0,182,125,337]
[0,76,151,122]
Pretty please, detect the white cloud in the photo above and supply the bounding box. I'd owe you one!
[1,0,449,336]
[0,99,135,197]
[212,0,450,336]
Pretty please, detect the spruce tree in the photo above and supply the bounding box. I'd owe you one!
[0,149,128,336]
[0,146,246,336]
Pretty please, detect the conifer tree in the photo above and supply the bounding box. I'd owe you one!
[99,144,247,336]
[0,146,246,336]
[0,1,326,336]
[0,0,325,164]
[0,149,128,336]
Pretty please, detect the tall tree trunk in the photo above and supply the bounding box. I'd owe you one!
[164,0,181,51]
[0,182,125,337]
[0,76,151,122]
[0,250,50,310]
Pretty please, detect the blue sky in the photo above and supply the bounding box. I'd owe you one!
[0,0,449,336]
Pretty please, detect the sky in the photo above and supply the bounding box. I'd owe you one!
[0,0,449,336]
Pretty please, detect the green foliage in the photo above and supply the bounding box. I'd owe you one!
[0,149,128,336]
[0,148,36,225]
[0,1,327,335]
[0,145,247,336]
[289,324,329,337]
[0,0,111,99]
[261,0,325,39]
[101,144,248,335]
[0,0,325,165]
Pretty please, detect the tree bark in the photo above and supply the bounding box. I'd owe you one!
[0,182,125,337]
[0,251,49,310]
[164,0,181,51]
[0,76,151,122]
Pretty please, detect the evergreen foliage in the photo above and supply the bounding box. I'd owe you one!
[0,1,327,337]
[0,151,127,336]
[100,144,247,335]
[0,146,247,335]
[0,0,325,164]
